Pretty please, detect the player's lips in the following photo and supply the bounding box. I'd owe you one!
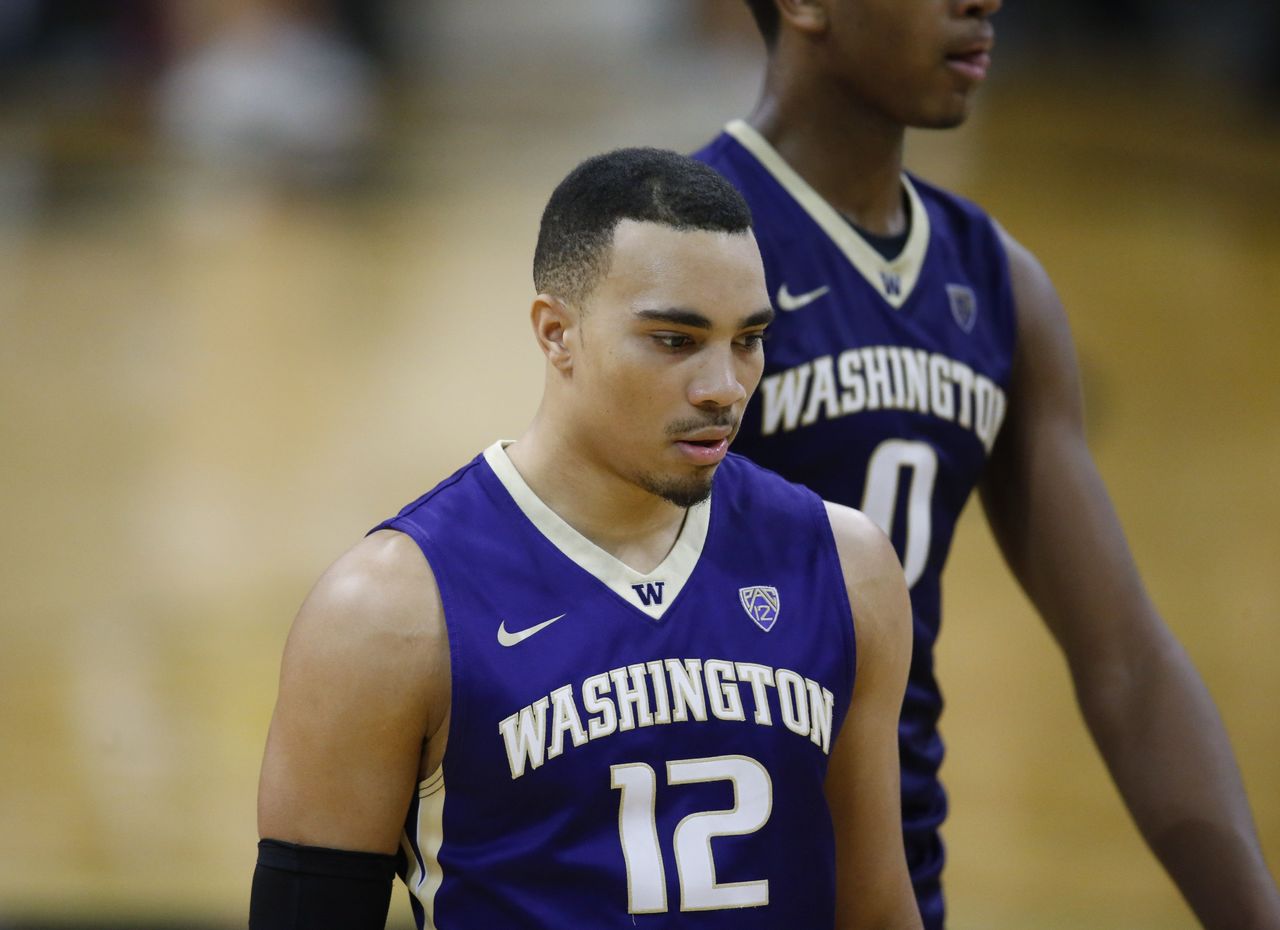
[673,427,732,465]
[675,437,730,465]
[945,36,994,83]
[678,426,732,443]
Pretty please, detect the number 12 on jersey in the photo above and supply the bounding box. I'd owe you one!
[611,755,773,913]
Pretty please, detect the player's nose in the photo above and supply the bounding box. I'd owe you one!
[689,347,748,409]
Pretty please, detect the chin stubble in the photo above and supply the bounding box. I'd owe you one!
[636,470,714,509]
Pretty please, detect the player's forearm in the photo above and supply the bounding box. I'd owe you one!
[1073,637,1280,929]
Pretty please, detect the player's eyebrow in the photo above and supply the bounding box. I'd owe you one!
[635,308,712,329]
[635,307,775,329]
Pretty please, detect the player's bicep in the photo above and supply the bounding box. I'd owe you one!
[823,503,912,700]
[984,230,1085,523]
[823,503,919,928]
[257,530,446,855]
[981,227,1156,666]
[985,227,1101,566]
[996,225,1088,430]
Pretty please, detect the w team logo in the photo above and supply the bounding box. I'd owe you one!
[946,283,978,333]
[631,582,665,607]
[738,586,781,632]
[880,271,902,298]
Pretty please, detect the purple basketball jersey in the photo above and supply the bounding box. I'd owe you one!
[373,444,858,928]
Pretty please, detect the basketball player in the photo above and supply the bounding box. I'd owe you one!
[250,148,923,929]
[693,2,1280,928]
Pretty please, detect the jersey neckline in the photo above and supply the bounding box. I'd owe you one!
[723,119,931,310]
[482,441,711,621]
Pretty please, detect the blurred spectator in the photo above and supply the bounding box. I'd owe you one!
[0,1,390,197]
[157,2,383,189]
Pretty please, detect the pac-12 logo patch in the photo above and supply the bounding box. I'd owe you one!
[946,283,978,333]
[739,586,780,632]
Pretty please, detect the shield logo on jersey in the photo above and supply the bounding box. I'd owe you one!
[739,586,780,632]
[946,284,978,333]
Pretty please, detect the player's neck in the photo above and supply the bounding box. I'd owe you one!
[503,429,689,575]
[747,82,908,237]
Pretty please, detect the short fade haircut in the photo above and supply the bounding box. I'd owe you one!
[742,0,780,47]
[533,147,753,306]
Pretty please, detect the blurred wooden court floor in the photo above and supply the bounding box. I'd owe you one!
[1,64,1278,929]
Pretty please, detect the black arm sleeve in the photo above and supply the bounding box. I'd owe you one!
[249,838,399,930]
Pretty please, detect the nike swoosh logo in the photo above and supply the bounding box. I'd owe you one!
[776,283,830,312]
[497,614,566,647]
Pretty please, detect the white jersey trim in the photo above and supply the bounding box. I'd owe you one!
[403,766,447,928]
[483,441,710,620]
[723,119,931,310]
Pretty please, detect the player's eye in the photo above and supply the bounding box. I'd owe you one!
[739,330,769,349]
[653,333,694,350]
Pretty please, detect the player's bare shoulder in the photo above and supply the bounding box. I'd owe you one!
[293,530,443,647]
[278,528,449,734]
[823,502,907,596]
[992,220,1071,340]
[823,502,912,676]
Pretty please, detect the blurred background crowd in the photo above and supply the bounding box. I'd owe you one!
[1,0,1279,205]
[2,3,1278,929]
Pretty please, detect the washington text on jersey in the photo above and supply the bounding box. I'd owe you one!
[500,656,837,779]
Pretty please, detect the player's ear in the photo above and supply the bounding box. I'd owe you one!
[776,0,828,36]
[530,293,576,374]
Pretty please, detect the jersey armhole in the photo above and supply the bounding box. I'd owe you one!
[986,216,1020,361]
[371,515,468,787]
[807,492,858,721]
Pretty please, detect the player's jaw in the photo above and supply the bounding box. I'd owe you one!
[628,412,739,509]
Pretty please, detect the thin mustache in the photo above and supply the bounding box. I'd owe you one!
[666,414,737,437]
